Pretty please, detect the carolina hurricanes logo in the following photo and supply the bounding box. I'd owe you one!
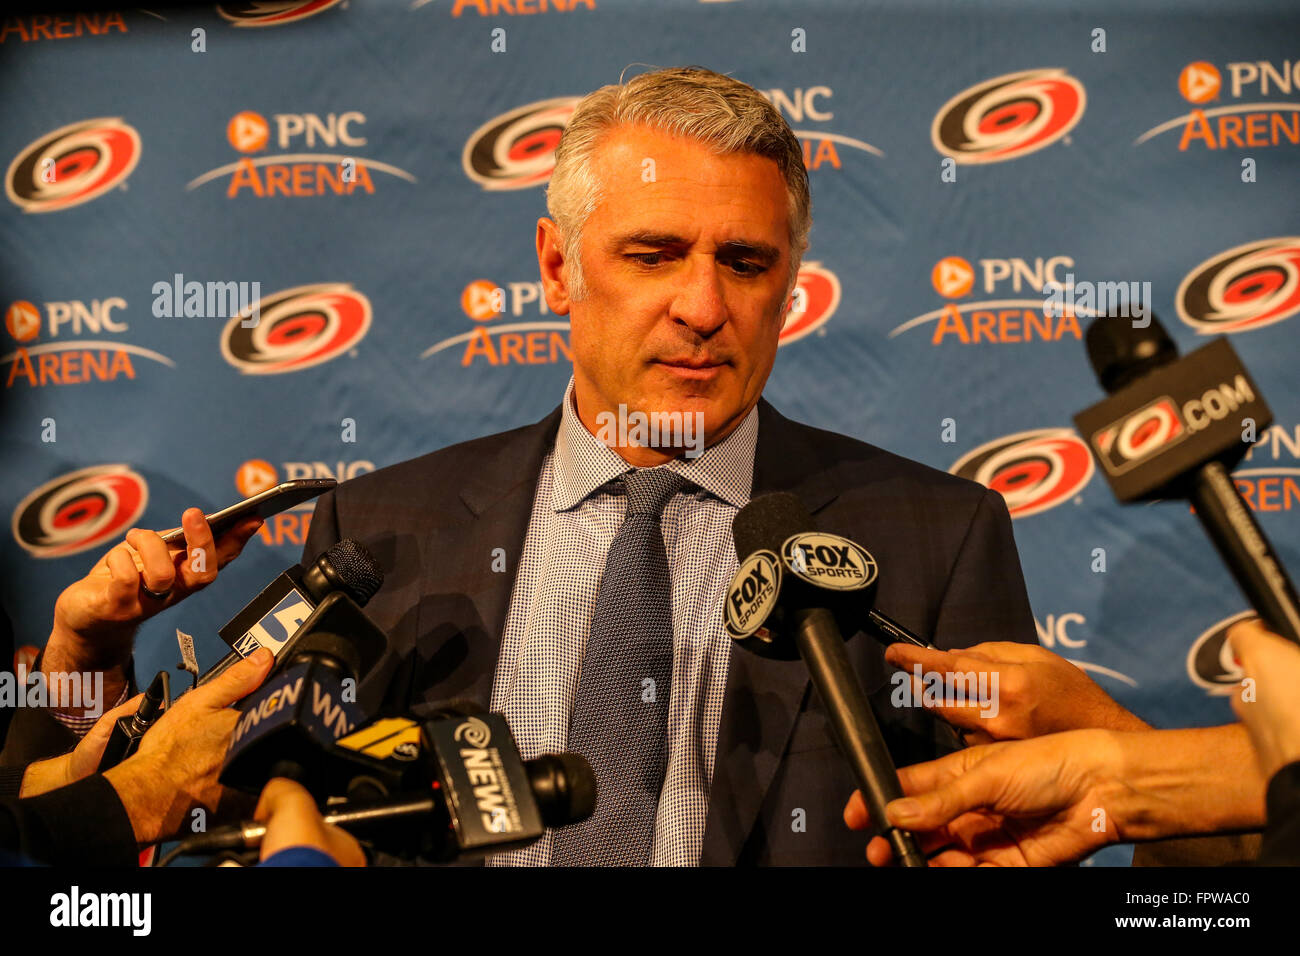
[12,465,148,558]
[6,118,140,213]
[1092,397,1187,477]
[217,1,345,26]
[1187,611,1256,695]
[463,98,580,190]
[780,262,841,345]
[932,69,1085,165]
[950,428,1094,518]
[1176,238,1300,334]
[222,283,371,374]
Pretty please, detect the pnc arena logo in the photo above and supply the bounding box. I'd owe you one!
[0,11,127,44]
[890,254,1086,345]
[463,98,580,190]
[187,109,415,197]
[235,458,373,546]
[1176,238,1300,334]
[932,69,1085,165]
[217,1,346,27]
[4,297,174,389]
[780,261,841,345]
[422,279,571,366]
[950,428,1094,519]
[1187,611,1256,696]
[1136,59,1300,151]
[1237,423,1300,514]
[6,118,140,213]
[12,465,148,559]
[762,86,885,171]
[448,0,595,16]
[221,283,371,374]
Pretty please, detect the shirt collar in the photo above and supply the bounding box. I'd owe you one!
[550,376,758,512]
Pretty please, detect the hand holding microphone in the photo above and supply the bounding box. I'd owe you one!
[254,777,366,866]
[102,648,273,845]
[727,492,927,867]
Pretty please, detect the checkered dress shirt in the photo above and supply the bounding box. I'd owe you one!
[486,378,758,866]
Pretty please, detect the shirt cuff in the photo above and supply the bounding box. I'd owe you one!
[48,681,129,739]
[258,845,340,867]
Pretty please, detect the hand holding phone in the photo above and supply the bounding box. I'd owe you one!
[159,480,336,545]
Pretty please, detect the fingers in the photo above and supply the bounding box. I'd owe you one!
[886,775,996,833]
[103,544,145,608]
[185,647,274,710]
[215,516,264,569]
[956,641,1052,664]
[69,693,145,781]
[255,776,316,823]
[843,747,984,829]
[178,507,219,589]
[92,692,144,735]
[125,527,177,598]
[1227,617,1288,670]
[256,777,366,866]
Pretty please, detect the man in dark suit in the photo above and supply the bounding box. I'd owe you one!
[299,66,1038,866]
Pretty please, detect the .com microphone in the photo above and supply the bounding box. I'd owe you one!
[197,538,384,686]
[1075,314,1300,645]
[728,493,927,867]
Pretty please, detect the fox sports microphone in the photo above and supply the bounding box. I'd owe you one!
[197,538,384,686]
[1075,314,1300,645]
[728,492,926,867]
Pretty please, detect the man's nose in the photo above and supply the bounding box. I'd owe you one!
[669,254,729,337]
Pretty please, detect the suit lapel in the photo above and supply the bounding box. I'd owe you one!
[410,406,563,710]
[701,399,841,865]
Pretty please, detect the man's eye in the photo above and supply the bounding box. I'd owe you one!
[628,253,666,266]
[726,259,764,277]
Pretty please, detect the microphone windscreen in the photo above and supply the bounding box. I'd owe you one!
[526,753,597,827]
[321,539,384,605]
[732,492,814,560]
[1085,312,1179,394]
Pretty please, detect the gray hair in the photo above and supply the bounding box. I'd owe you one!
[546,65,811,302]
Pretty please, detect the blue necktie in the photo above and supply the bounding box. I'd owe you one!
[551,467,687,866]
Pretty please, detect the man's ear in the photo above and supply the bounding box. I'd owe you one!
[536,218,573,316]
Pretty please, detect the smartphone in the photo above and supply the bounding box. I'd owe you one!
[159,479,337,545]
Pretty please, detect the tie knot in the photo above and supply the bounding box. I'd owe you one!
[622,468,687,517]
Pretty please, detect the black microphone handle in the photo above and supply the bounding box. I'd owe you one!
[195,649,242,688]
[1190,461,1300,646]
[173,797,438,855]
[792,606,927,867]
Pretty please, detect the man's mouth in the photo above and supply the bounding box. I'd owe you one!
[655,357,728,370]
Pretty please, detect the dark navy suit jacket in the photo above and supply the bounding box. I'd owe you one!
[301,398,1037,865]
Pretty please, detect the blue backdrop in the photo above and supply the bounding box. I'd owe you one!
[3,0,1299,867]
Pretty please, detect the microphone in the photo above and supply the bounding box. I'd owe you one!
[197,539,384,686]
[1075,314,1300,645]
[218,628,366,794]
[218,576,392,794]
[728,493,927,867]
[172,711,597,863]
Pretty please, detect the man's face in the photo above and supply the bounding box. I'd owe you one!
[539,124,795,459]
